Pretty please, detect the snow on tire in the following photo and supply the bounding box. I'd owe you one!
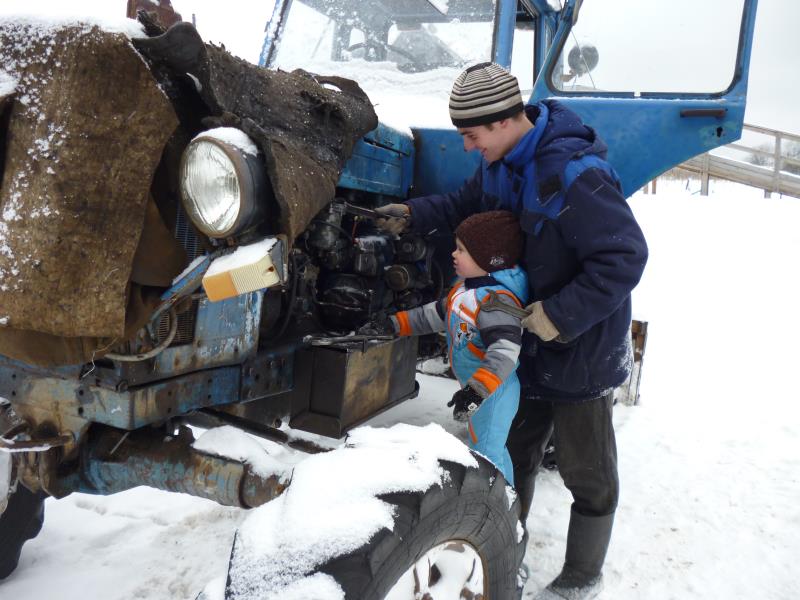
[221,424,525,600]
[318,455,524,599]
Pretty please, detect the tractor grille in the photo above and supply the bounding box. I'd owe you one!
[155,204,202,346]
[155,300,200,346]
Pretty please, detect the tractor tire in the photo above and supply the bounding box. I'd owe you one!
[318,454,525,600]
[0,485,45,579]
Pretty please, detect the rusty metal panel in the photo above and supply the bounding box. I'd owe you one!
[0,361,241,430]
[289,336,419,438]
[153,292,263,372]
[86,290,263,390]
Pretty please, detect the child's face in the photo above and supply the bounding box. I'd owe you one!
[452,238,487,279]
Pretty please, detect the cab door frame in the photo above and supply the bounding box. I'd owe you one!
[500,0,760,197]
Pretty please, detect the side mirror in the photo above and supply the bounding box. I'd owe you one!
[567,42,598,76]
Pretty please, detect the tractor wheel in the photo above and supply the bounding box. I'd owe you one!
[318,454,524,599]
[0,483,45,579]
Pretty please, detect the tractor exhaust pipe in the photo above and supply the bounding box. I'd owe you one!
[50,425,288,508]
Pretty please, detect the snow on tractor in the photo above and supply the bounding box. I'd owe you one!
[0,0,758,597]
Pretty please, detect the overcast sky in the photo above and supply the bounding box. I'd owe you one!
[0,0,797,135]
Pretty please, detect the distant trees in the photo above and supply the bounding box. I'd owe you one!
[749,141,800,176]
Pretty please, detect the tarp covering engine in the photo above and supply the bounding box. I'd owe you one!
[0,16,377,367]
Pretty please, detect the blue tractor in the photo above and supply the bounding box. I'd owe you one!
[0,0,758,596]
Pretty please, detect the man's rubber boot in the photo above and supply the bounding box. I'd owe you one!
[516,471,536,524]
[534,509,614,600]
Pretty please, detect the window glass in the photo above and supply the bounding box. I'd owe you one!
[551,0,745,94]
[272,0,497,126]
[511,23,536,97]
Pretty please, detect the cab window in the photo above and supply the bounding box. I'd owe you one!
[550,0,746,95]
[510,8,537,96]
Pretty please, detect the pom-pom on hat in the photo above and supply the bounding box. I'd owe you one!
[449,62,524,128]
[455,210,523,273]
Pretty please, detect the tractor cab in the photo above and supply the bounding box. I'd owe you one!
[262,0,758,197]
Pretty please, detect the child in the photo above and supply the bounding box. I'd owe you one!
[391,210,528,484]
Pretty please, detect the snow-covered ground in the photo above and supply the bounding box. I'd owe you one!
[2,178,798,599]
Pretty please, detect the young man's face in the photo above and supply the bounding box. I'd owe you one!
[452,237,487,279]
[458,120,516,163]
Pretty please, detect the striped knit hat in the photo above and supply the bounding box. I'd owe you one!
[449,62,524,127]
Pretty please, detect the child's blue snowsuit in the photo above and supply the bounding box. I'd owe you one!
[394,266,528,484]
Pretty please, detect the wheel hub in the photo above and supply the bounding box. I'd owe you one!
[385,540,486,600]
[0,451,12,514]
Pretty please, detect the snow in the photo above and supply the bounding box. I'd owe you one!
[192,426,288,480]
[226,423,476,599]
[0,70,16,97]
[0,13,145,39]
[204,238,277,277]
[426,0,450,15]
[195,127,259,158]
[171,254,208,285]
[2,178,797,600]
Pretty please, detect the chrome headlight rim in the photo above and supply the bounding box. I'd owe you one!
[179,132,265,239]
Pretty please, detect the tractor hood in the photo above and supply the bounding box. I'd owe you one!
[0,16,376,343]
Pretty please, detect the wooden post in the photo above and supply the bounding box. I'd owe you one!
[773,133,782,196]
[700,154,710,196]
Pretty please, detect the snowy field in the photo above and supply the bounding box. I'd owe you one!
[2,178,798,599]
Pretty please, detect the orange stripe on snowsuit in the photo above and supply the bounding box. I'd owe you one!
[472,367,502,395]
[395,311,412,336]
[460,304,477,321]
[468,419,478,444]
[446,285,460,306]
[467,342,485,359]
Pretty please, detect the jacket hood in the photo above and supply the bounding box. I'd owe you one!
[519,100,609,182]
[490,266,529,305]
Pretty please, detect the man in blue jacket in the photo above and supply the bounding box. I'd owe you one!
[376,62,648,600]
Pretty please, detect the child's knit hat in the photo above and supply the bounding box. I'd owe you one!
[455,210,523,273]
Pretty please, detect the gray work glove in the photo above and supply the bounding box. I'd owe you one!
[521,301,560,342]
[374,203,411,236]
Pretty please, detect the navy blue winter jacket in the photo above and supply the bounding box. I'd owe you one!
[406,101,648,401]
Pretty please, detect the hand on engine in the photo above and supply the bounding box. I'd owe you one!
[356,313,397,337]
[374,203,411,236]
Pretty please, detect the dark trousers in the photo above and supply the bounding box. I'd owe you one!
[508,392,619,523]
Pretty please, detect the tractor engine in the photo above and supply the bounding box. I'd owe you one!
[297,200,440,334]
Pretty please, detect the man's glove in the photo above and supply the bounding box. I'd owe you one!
[521,301,560,342]
[447,386,483,422]
[374,203,411,236]
[356,313,397,337]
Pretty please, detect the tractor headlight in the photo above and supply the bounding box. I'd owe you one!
[179,130,267,238]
